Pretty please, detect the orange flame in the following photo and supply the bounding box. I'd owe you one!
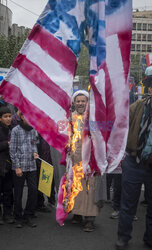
[62,114,85,212]
[66,162,84,212]
[62,162,84,213]
[71,114,83,152]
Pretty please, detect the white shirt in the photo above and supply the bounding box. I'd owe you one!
[145,65,152,76]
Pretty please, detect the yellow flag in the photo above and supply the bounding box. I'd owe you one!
[38,160,54,197]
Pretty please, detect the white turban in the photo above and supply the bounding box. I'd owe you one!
[72,90,89,102]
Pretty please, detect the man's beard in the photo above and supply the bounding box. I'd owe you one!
[77,106,85,114]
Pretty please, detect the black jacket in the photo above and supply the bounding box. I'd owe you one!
[0,122,11,176]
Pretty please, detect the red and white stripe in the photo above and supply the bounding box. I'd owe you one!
[88,31,131,174]
[146,53,152,66]
[105,32,130,173]
[0,24,77,153]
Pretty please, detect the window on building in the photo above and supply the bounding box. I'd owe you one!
[131,44,135,51]
[137,34,141,41]
[137,23,142,30]
[148,24,152,31]
[132,33,136,41]
[143,23,147,31]
[142,34,146,41]
[133,22,136,30]
[147,45,152,52]
[131,54,135,61]
[136,44,141,52]
[147,34,152,41]
[142,44,146,52]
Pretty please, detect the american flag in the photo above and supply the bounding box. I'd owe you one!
[88,0,132,173]
[0,0,132,173]
[146,53,152,66]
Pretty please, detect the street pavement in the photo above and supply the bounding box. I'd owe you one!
[0,190,149,250]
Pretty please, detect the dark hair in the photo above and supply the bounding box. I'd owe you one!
[0,106,11,117]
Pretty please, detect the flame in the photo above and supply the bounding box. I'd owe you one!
[67,162,84,212]
[62,162,84,213]
[71,115,83,152]
[62,114,85,212]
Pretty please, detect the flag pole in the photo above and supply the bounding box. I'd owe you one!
[37,157,54,168]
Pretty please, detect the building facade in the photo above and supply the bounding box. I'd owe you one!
[131,10,152,81]
[10,23,31,37]
[0,2,12,37]
[132,10,152,56]
[0,2,30,38]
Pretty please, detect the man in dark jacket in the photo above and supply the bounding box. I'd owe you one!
[116,88,152,249]
[0,106,14,224]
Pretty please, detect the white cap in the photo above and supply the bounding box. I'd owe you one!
[72,90,89,102]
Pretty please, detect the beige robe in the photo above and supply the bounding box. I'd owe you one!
[72,176,100,216]
[71,112,100,216]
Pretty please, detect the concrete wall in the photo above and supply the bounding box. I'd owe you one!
[0,3,12,37]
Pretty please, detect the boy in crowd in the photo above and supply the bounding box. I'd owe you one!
[10,113,38,228]
[0,106,14,225]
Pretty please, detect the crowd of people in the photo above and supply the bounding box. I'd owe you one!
[0,68,152,250]
[0,102,55,228]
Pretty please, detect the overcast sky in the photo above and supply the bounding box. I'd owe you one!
[4,0,152,28]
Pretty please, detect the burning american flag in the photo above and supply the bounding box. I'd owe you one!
[0,0,132,173]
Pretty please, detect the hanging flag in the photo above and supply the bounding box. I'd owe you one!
[38,159,54,197]
[84,0,132,173]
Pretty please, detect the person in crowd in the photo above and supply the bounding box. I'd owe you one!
[0,96,17,114]
[0,106,14,225]
[106,173,113,202]
[116,84,152,249]
[129,82,137,104]
[50,146,66,193]
[10,113,38,228]
[67,90,105,232]
[11,109,21,128]
[145,63,152,77]
[110,173,122,219]
[145,63,152,93]
[110,171,138,221]
[140,185,148,206]
[36,134,56,212]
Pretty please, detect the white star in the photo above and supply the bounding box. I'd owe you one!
[54,20,77,45]
[67,0,85,28]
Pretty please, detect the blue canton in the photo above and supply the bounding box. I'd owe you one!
[37,0,128,71]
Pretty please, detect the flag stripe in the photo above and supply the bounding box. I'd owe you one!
[20,39,74,98]
[1,81,68,152]
[91,130,107,172]
[89,89,107,172]
[106,34,126,116]
[104,63,116,142]
[5,68,67,124]
[105,34,129,171]
[89,140,101,173]
[90,75,106,141]
[146,53,151,66]
[28,24,77,75]
[118,31,132,81]
[12,53,71,116]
